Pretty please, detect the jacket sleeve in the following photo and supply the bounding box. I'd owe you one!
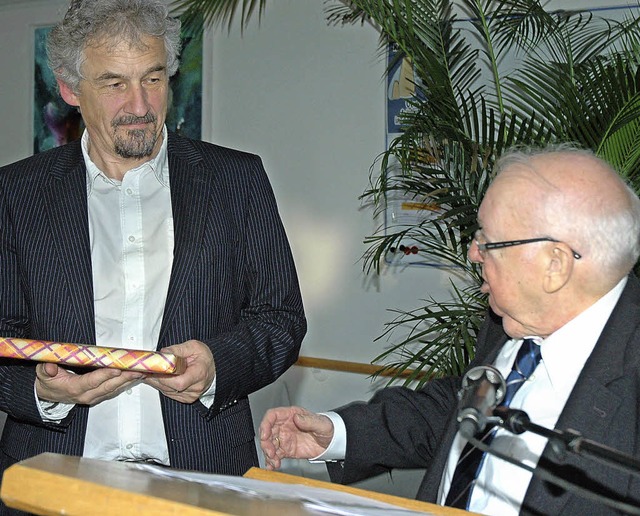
[328,311,505,485]
[178,148,307,416]
[329,376,461,485]
[0,170,68,427]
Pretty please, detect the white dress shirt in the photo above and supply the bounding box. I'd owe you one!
[317,277,627,515]
[81,128,174,463]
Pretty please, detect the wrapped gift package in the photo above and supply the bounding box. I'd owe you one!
[0,337,186,375]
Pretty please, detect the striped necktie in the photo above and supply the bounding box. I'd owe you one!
[444,338,542,509]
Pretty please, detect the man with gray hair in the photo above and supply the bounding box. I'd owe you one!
[0,1,305,510]
[261,146,640,515]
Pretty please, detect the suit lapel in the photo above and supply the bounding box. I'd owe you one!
[158,134,208,346]
[41,143,96,343]
[523,275,640,514]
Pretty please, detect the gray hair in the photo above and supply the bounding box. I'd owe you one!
[47,0,182,93]
[495,144,640,275]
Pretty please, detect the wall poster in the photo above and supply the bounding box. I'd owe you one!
[384,42,446,267]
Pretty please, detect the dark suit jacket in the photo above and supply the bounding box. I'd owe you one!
[329,275,640,514]
[0,132,306,477]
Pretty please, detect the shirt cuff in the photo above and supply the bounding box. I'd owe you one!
[308,411,346,463]
[34,384,74,422]
[199,375,217,409]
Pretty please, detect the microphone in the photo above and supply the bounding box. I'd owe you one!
[457,365,506,439]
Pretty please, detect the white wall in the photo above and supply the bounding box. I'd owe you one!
[0,0,630,499]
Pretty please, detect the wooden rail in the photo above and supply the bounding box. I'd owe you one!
[295,355,426,379]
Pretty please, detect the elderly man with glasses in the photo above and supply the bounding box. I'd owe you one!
[260,145,640,515]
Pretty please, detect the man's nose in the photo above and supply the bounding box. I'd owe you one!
[124,85,149,117]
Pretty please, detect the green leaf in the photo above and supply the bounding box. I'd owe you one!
[170,0,267,34]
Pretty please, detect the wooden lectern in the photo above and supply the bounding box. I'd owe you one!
[0,453,472,515]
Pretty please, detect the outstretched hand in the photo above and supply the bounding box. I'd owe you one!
[259,406,335,470]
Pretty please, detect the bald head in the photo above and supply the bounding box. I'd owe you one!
[472,147,640,337]
[491,147,640,284]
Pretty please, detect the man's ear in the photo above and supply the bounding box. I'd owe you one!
[57,79,80,107]
[543,244,574,293]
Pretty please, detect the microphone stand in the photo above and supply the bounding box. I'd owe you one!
[494,406,640,477]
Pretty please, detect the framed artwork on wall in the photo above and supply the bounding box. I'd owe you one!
[33,25,203,154]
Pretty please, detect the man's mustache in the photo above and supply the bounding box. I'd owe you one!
[112,114,157,127]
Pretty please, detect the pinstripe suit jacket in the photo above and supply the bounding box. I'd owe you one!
[329,275,640,514]
[0,132,306,477]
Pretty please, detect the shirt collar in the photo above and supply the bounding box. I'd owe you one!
[83,126,169,196]
[538,276,628,391]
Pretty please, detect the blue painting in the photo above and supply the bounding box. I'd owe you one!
[33,26,202,153]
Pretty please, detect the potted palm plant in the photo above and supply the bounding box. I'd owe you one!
[171,0,640,385]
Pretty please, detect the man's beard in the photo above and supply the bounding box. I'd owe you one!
[112,114,159,159]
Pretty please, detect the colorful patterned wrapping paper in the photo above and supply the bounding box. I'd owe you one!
[0,337,186,375]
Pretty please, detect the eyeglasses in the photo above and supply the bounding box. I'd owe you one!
[474,232,582,260]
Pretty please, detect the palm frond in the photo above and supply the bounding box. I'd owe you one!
[170,0,267,33]
[371,281,487,387]
[350,0,640,381]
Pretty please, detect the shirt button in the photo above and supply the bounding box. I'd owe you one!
[126,188,133,195]
[126,443,133,450]
[128,235,135,242]
[126,389,132,395]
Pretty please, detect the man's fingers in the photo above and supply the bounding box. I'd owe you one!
[294,412,332,433]
[41,362,59,377]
